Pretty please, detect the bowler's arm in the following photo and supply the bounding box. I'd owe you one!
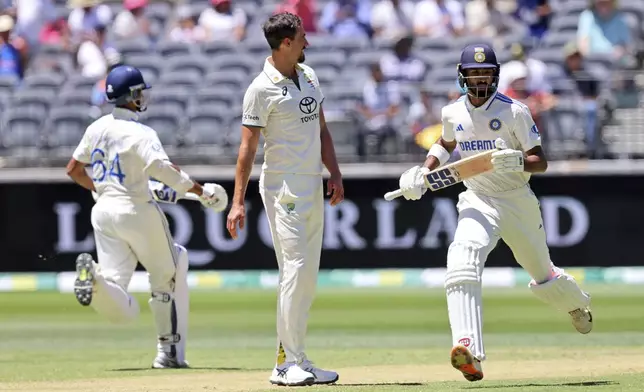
[231,125,261,206]
[319,107,341,176]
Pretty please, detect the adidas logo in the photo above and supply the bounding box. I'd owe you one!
[456,124,464,132]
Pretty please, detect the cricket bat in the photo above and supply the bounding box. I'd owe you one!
[384,149,496,201]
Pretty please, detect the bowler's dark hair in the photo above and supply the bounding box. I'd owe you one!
[262,12,302,50]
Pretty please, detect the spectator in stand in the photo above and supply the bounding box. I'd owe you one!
[577,0,632,64]
[407,87,440,150]
[356,62,401,158]
[379,34,426,83]
[0,14,23,79]
[67,0,112,44]
[275,0,317,33]
[198,0,246,42]
[113,0,151,40]
[39,17,71,49]
[370,0,414,40]
[513,0,552,41]
[465,0,520,41]
[498,42,552,95]
[76,23,116,78]
[413,0,465,39]
[90,50,122,107]
[10,0,57,53]
[320,0,371,39]
[561,42,602,158]
[169,5,207,44]
[501,62,556,146]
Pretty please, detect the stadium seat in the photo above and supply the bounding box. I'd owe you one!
[210,52,258,74]
[202,40,239,56]
[195,85,239,108]
[157,39,199,57]
[125,54,163,81]
[139,107,184,147]
[158,70,202,88]
[114,37,152,57]
[0,74,19,97]
[10,89,56,115]
[22,73,65,91]
[184,106,229,147]
[204,70,249,90]
[549,14,582,33]
[301,51,346,71]
[347,50,388,69]
[149,87,192,112]
[47,107,93,148]
[1,108,46,149]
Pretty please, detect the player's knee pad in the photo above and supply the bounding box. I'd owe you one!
[529,270,591,313]
[445,241,484,288]
[148,243,189,362]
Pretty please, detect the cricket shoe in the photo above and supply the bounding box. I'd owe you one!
[450,345,484,382]
[152,353,190,369]
[300,359,339,384]
[569,308,593,334]
[73,253,96,306]
[269,362,315,386]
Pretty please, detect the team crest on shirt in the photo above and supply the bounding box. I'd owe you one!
[531,124,540,135]
[489,118,502,131]
[302,71,316,90]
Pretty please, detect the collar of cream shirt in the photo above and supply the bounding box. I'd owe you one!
[464,90,499,112]
[112,107,139,121]
[263,56,304,84]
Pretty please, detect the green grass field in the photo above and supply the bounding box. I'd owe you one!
[1,285,643,391]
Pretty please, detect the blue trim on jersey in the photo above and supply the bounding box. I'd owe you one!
[485,92,513,111]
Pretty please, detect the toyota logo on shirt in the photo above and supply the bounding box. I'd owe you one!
[299,97,317,114]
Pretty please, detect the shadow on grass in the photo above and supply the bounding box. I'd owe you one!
[464,380,617,389]
[334,383,425,387]
[111,367,268,372]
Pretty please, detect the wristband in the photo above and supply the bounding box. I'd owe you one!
[427,143,451,167]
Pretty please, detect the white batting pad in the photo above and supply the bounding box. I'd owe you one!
[446,282,485,361]
[529,273,591,313]
[92,275,140,324]
[148,245,189,364]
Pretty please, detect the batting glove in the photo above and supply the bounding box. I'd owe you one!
[200,183,228,212]
[491,138,524,173]
[399,165,430,200]
[149,180,179,204]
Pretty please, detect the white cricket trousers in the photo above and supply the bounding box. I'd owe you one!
[445,185,554,361]
[90,199,177,321]
[259,172,324,365]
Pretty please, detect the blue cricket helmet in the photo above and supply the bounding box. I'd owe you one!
[105,65,151,111]
[457,43,500,99]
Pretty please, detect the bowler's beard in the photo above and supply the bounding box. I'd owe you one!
[298,51,305,63]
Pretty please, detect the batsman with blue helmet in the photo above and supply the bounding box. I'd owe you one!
[397,44,593,382]
[65,65,228,369]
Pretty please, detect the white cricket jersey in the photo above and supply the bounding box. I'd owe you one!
[441,91,542,194]
[72,107,170,204]
[242,57,324,176]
